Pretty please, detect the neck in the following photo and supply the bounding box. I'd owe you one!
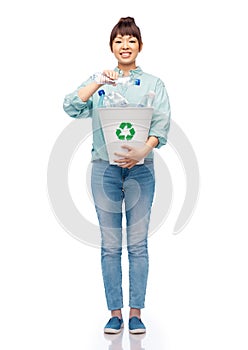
[118,63,137,76]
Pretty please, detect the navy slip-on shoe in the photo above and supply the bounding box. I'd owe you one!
[129,316,146,334]
[104,317,124,334]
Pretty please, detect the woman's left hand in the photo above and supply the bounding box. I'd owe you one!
[114,144,152,169]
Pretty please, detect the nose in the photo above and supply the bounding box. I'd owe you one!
[122,39,129,49]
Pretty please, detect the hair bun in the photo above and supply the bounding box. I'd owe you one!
[118,17,135,24]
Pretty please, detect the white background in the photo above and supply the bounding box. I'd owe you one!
[1,0,248,349]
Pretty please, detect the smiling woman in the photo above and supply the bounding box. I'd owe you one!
[63,16,171,335]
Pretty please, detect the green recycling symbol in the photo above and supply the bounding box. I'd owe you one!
[116,122,136,141]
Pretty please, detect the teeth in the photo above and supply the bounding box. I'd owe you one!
[121,53,131,57]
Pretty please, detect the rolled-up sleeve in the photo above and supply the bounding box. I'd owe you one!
[148,78,171,148]
[63,80,93,119]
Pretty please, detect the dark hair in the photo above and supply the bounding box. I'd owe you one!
[109,17,143,52]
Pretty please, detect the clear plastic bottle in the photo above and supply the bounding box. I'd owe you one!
[98,90,129,107]
[137,91,156,107]
[107,92,129,107]
[97,89,105,108]
[92,72,140,86]
[97,89,111,107]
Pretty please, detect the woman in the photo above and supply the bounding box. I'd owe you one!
[63,17,170,334]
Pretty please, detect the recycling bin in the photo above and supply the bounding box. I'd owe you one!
[98,107,153,165]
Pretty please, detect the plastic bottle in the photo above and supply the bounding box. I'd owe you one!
[98,90,129,107]
[97,89,105,108]
[137,91,156,107]
[92,72,140,86]
[97,89,112,107]
[107,92,129,107]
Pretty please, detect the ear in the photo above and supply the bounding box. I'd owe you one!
[139,42,143,52]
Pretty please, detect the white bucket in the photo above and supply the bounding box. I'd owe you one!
[98,107,153,165]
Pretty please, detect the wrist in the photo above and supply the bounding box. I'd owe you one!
[146,136,159,148]
[142,144,153,157]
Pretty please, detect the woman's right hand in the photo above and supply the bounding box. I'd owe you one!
[102,70,119,82]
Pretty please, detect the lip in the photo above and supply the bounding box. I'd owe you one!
[120,52,132,58]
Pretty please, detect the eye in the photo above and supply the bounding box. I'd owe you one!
[114,40,122,44]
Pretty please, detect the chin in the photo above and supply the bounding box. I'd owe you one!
[119,59,135,66]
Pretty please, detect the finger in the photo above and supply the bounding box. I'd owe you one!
[121,145,133,151]
[114,152,129,158]
[103,70,117,80]
[117,161,129,168]
[119,159,137,168]
[117,162,130,168]
[124,162,136,169]
[127,160,138,168]
[102,70,109,77]
[114,158,128,164]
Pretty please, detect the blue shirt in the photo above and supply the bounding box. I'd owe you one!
[63,66,171,161]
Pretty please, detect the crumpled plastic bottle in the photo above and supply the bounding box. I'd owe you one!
[92,72,140,86]
[97,90,129,107]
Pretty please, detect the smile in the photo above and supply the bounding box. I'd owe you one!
[120,52,132,58]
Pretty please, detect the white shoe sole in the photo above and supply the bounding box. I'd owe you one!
[129,328,146,334]
[104,324,124,334]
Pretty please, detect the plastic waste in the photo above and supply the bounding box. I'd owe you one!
[97,89,112,107]
[97,89,105,108]
[92,72,140,86]
[107,92,129,107]
[98,90,129,107]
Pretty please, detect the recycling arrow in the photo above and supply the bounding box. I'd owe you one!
[116,122,136,141]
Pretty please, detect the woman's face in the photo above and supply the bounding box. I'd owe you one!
[112,34,142,69]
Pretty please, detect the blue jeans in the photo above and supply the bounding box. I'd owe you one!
[91,160,155,310]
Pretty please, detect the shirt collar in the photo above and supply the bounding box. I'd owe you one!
[114,66,143,77]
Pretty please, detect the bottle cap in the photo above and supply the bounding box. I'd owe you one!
[98,89,105,96]
[134,79,141,86]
